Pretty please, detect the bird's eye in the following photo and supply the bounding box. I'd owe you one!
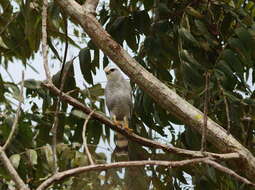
[106,68,116,75]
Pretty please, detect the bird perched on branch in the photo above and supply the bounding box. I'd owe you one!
[104,66,132,156]
[104,66,148,189]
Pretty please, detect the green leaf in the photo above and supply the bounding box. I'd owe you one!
[52,59,75,91]
[223,91,241,102]
[79,48,93,84]
[179,28,200,48]
[107,16,127,44]
[125,19,138,51]
[216,60,234,77]
[195,20,209,35]
[82,83,104,100]
[26,149,38,166]
[10,154,20,169]
[103,55,109,68]
[222,49,243,74]
[158,3,171,15]
[48,39,62,62]
[186,6,204,19]
[71,109,86,119]
[4,83,20,100]
[92,49,99,73]
[133,10,151,35]
[43,144,54,169]
[49,30,81,49]
[235,28,254,51]
[71,151,88,167]
[228,38,246,56]
[24,79,41,89]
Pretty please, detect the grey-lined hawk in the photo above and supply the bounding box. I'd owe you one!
[104,66,132,155]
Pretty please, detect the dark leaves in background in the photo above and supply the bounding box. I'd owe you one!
[79,47,93,84]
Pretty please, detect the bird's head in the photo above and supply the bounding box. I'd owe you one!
[104,66,123,81]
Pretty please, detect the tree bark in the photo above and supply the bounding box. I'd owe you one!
[35,158,211,190]
[54,0,255,181]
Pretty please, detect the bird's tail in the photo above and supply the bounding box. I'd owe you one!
[113,132,129,159]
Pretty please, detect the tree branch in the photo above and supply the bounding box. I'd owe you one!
[82,110,95,165]
[40,84,255,188]
[50,59,74,173]
[0,72,29,189]
[217,79,231,134]
[0,147,30,190]
[3,72,24,150]
[201,72,210,152]
[42,0,61,173]
[36,158,208,190]
[42,82,239,161]
[42,0,51,81]
[37,157,255,190]
[205,159,255,187]
[54,0,255,181]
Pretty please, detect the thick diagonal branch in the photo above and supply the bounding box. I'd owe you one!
[82,0,99,12]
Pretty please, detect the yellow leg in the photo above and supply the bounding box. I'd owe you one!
[113,115,122,126]
[123,116,132,133]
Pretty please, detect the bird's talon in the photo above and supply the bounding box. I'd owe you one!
[112,115,122,126]
[124,127,133,133]
[113,120,122,126]
[123,121,132,133]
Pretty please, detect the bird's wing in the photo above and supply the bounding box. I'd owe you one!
[105,83,116,115]
[123,79,133,117]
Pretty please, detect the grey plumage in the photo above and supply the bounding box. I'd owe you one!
[104,66,132,156]
[104,66,132,121]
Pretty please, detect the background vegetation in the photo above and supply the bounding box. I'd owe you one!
[0,0,255,189]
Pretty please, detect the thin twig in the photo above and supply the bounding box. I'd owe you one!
[201,72,210,152]
[217,80,231,134]
[153,0,160,23]
[42,83,240,161]
[244,106,252,147]
[83,82,93,105]
[43,0,71,173]
[205,159,255,187]
[3,72,24,150]
[36,158,209,190]
[66,88,79,95]
[51,116,59,173]
[62,14,69,67]
[82,110,95,165]
[50,10,71,176]
[42,0,51,81]
[0,147,30,190]
[241,116,253,121]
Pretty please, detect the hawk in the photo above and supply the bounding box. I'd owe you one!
[104,66,132,156]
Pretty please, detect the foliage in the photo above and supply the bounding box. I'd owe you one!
[0,0,255,189]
